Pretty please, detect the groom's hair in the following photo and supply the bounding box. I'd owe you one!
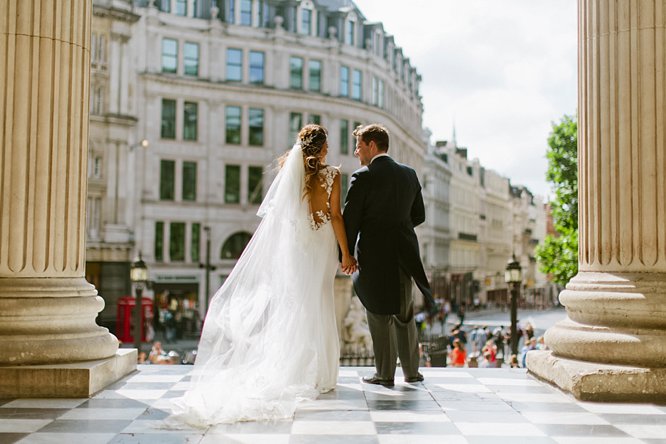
[353,124,389,152]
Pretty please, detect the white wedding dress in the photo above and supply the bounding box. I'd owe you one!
[167,144,340,427]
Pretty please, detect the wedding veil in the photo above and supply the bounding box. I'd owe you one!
[168,143,325,426]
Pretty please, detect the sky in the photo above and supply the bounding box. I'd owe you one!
[352,0,578,199]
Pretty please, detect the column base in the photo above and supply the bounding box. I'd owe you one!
[0,348,137,398]
[527,350,666,402]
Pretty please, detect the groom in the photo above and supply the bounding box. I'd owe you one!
[343,123,434,387]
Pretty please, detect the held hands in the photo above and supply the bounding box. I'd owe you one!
[341,253,358,275]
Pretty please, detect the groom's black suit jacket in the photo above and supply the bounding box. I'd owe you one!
[343,155,433,315]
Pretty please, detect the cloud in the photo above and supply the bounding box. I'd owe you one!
[353,0,578,197]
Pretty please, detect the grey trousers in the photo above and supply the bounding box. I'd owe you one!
[366,268,420,380]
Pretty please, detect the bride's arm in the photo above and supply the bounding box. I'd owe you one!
[330,171,357,274]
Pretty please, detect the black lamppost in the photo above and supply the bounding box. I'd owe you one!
[199,226,216,312]
[130,253,149,352]
[504,254,523,357]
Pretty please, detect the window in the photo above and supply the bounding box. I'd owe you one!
[240,0,252,25]
[226,48,243,81]
[225,164,241,203]
[346,19,355,45]
[249,108,264,146]
[372,76,378,105]
[309,114,321,125]
[170,222,186,261]
[258,0,265,26]
[378,79,385,107]
[191,223,200,262]
[175,0,187,15]
[227,0,235,23]
[340,120,349,155]
[86,197,101,239]
[309,60,321,92]
[374,32,382,56]
[352,69,362,101]
[161,99,176,139]
[161,38,178,74]
[92,156,103,178]
[160,159,175,200]
[182,161,197,201]
[340,66,349,97]
[290,57,303,89]
[301,8,312,35]
[97,34,107,66]
[91,33,97,64]
[91,33,107,67]
[91,86,104,115]
[184,42,199,76]
[155,221,164,261]
[289,112,303,145]
[159,0,170,12]
[225,106,241,144]
[248,166,263,204]
[183,102,198,141]
[221,232,252,259]
[249,51,264,84]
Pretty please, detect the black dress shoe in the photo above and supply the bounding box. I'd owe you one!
[362,375,395,387]
[404,373,424,383]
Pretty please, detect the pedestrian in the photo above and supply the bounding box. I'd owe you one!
[449,338,467,367]
[457,302,466,324]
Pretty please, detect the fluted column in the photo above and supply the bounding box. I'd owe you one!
[0,1,119,364]
[528,0,666,401]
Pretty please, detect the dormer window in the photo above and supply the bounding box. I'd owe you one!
[240,0,252,26]
[345,13,357,46]
[175,0,187,16]
[374,31,382,56]
[301,9,312,35]
[227,0,235,24]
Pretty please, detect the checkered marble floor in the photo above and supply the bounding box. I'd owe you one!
[1,366,665,444]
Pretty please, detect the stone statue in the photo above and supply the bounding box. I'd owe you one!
[341,297,373,357]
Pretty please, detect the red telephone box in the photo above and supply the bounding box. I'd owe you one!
[117,296,154,343]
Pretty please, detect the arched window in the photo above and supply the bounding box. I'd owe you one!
[220,232,252,259]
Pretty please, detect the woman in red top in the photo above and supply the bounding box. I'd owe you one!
[449,338,467,367]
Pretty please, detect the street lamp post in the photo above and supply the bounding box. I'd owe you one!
[504,254,523,357]
[130,253,149,352]
[203,226,211,310]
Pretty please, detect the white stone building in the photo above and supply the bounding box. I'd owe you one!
[429,138,550,310]
[438,142,481,309]
[478,168,513,306]
[510,185,550,308]
[86,0,426,335]
[420,137,453,303]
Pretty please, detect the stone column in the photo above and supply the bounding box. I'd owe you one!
[0,1,135,396]
[527,0,666,401]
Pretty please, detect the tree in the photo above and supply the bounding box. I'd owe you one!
[536,115,578,286]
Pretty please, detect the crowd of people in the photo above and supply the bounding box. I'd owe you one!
[417,300,548,368]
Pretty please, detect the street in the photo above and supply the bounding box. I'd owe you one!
[424,305,567,339]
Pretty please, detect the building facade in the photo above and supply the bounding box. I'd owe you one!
[86,0,426,336]
[420,136,453,305]
[426,139,551,311]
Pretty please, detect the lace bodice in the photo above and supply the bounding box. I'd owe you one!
[308,165,338,231]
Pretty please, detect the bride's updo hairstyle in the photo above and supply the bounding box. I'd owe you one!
[298,124,328,196]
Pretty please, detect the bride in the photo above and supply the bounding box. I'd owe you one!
[168,124,357,426]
